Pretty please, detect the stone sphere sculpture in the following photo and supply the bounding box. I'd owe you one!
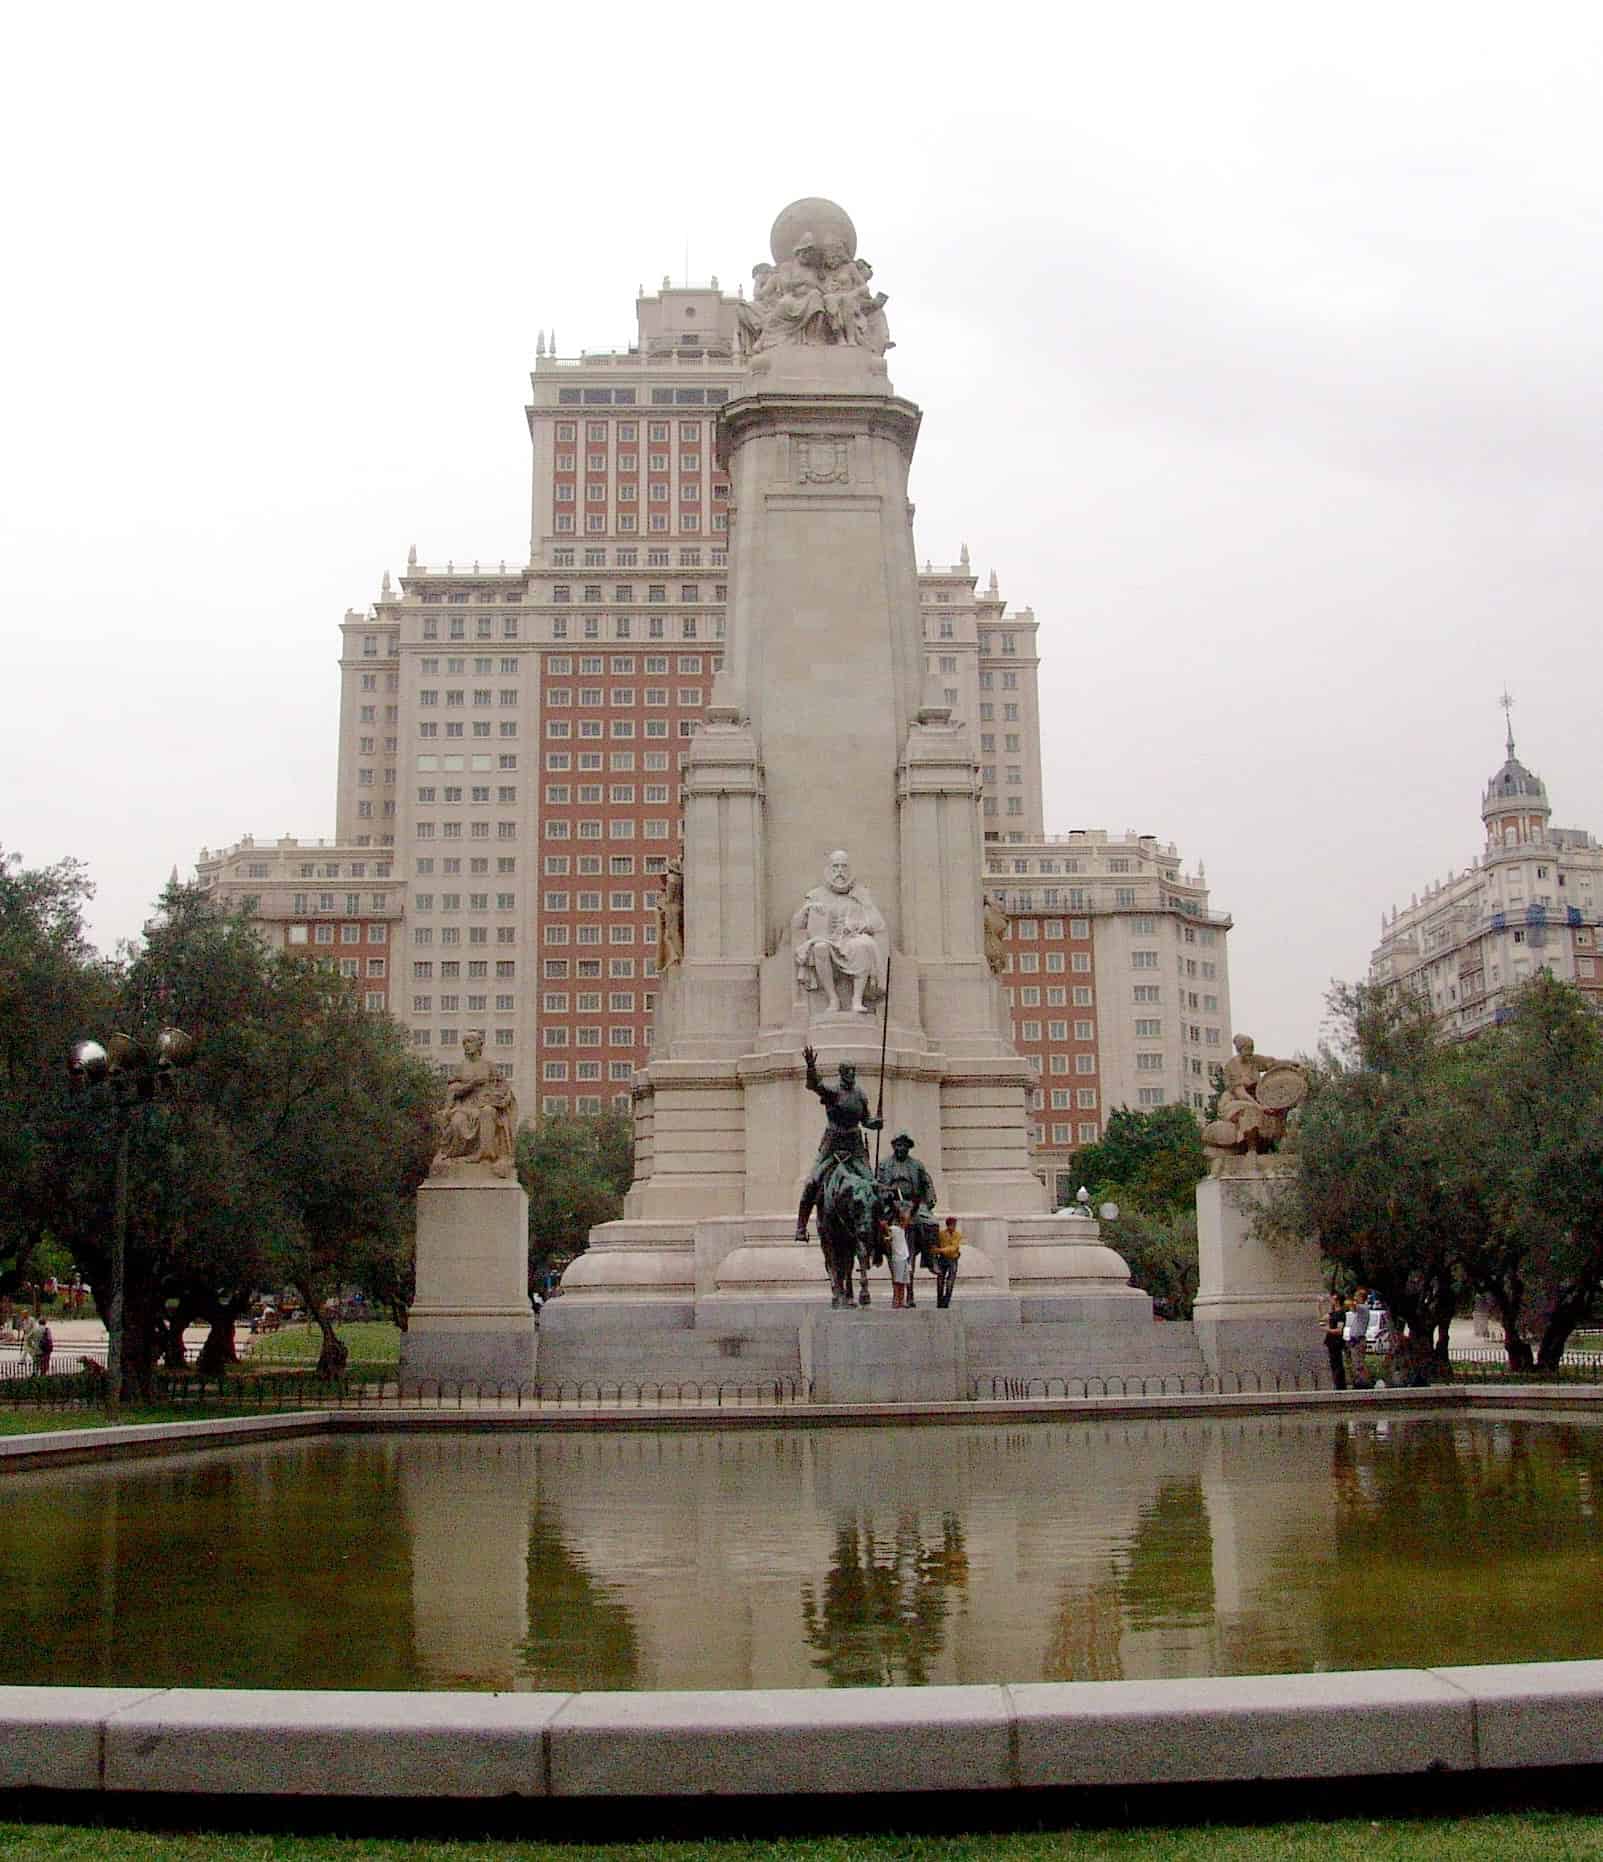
[770,197,856,264]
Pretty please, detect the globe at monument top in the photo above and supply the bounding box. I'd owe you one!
[770,197,857,263]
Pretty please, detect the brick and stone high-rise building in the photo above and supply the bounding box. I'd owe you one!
[918,549,1043,840]
[331,283,747,1109]
[983,830,1232,1204]
[1370,713,1603,1035]
[194,836,401,1013]
[321,279,1058,1116]
[204,264,1229,1162]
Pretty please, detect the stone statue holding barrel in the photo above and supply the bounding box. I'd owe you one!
[1202,1034,1308,1174]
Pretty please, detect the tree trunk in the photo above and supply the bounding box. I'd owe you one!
[119,1286,162,1403]
[1476,1282,1534,1370]
[163,1301,198,1371]
[1431,1318,1453,1370]
[313,1312,349,1380]
[1537,1287,1595,1372]
[195,1294,246,1375]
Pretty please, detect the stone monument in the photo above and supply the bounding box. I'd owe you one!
[1192,1034,1324,1381]
[543,199,1151,1386]
[399,1032,538,1386]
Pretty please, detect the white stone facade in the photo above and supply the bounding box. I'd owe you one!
[1370,729,1603,1034]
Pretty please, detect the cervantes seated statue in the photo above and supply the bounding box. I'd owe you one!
[791,849,889,1016]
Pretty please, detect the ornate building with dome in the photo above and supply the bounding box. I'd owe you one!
[1370,709,1603,1035]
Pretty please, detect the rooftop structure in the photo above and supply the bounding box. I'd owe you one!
[1371,709,1603,1036]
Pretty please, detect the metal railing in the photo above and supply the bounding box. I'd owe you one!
[11,1353,1603,1419]
[972,1370,1325,1401]
[0,1370,811,1414]
[1446,1346,1603,1382]
[0,1349,105,1383]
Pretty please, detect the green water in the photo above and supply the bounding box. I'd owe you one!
[7,1412,1603,1692]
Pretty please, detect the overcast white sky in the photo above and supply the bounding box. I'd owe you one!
[5,1,1600,1057]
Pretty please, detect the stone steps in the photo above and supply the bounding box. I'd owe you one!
[535,1335,803,1388]
[967,1319,1208,1387]
[538,1316,1212,1396]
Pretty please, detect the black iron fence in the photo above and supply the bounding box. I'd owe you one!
[7,1353,1603,1420]
[973,1370,1326,1401]
[0,1369,812,1414]
[1446,1346,1603,1382]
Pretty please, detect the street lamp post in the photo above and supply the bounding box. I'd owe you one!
[1074,1184,1120,1226]
[67,1028,194,1413]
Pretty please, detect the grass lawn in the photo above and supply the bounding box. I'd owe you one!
[4,1817,1603,1860]
[243,1321,402,1369]
[0,1406,263,1436]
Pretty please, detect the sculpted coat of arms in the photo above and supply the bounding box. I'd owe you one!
[796,437,849,484]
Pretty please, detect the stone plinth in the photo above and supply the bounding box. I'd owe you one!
[400,1179,537,1388]
[806,1308,967,1404]
[1192,1167,1325,1382]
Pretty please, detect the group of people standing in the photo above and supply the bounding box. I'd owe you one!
[1322,1288,1387,1389]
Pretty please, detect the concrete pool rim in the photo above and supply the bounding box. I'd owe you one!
[6,1388,1603,1805]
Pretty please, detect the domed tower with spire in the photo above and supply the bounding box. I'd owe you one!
[1482,694,1550,854]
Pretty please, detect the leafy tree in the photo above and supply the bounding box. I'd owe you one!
[1448,974,1603,1370]
[1111,1206,1200,1319]
[1068,1105,1206,1315]
[517,1111,634,1289]
[1265,976,1603,1377]
[0,847,113,1304]
[1071,1104,1207,1218]
[1261,982,1462,1373]
[37,881,435,1394]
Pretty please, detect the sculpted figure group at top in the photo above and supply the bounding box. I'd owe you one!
[736,230,892,359]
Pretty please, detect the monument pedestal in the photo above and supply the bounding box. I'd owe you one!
[400,1178,538,1387]
[1192,1168,1326,1383]
[806,1308,967,1405]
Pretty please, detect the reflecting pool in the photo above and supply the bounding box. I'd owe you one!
[8,1412,1603,1691]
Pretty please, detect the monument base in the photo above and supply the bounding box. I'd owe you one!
[1191,1303,1326,1385]
[805,1308,966,1404]
[398,1314,539,1388]
[401,1178,538,1388]
[539,1211,1217,1395]
[1193,1168,1326,1385]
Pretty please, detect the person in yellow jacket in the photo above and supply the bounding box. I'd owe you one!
[932,1216,962,1309]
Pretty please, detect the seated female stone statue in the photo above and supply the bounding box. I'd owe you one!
[431,1030,518,1179]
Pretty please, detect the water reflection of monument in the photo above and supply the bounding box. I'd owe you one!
[801,1513,969,1687]
[544,197,1153,1387]
[390,1421,1345,1692]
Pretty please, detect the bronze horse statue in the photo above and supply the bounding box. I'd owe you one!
[816,1170,904,1309]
